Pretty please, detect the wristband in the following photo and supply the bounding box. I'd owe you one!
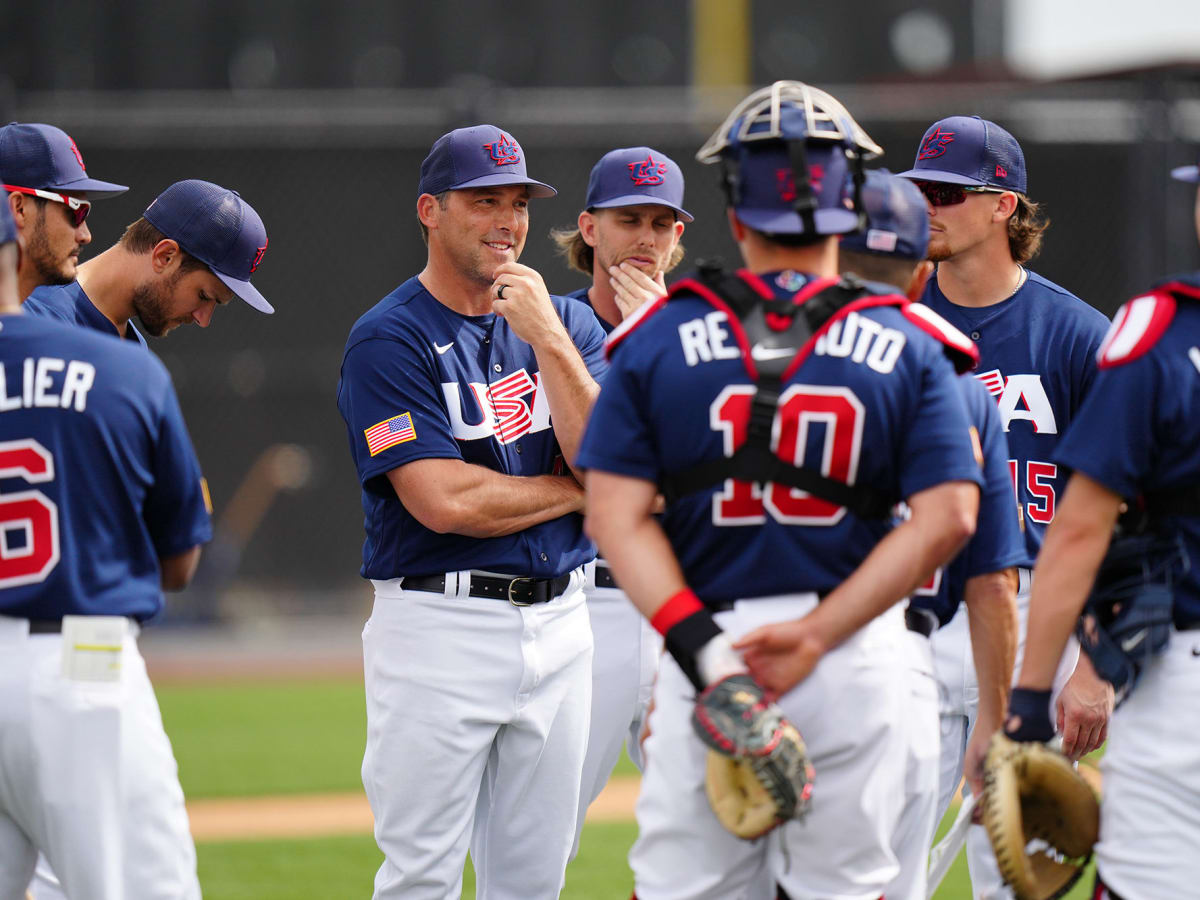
[1004,687,1055,743]
[652,588,721,692]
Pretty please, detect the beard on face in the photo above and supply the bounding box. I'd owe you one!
[131,272,187,337]
[25,215,76,287]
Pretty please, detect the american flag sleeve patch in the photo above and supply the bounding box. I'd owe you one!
[364,412,417,456]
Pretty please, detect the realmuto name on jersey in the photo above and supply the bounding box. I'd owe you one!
[442,367,552,443]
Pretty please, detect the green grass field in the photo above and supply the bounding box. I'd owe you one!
[158,677,1094,899]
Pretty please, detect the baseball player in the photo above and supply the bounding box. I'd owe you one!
[336,124,607,899]
[24,179,273,340]
[898,115,1113,896]
[1006,153,1200,900]
[0,194,212,900]
[0,122,127,302]
[839,169,1025,900]
[17,177,268,900]
[553,145,689,854]
[578,81,984,900]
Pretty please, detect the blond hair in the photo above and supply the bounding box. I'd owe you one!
[550,225,685,276]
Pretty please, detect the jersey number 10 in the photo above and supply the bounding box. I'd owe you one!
[709,385,865,526]
[0,439,60,588]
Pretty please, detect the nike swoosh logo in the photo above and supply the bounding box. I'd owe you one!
[434,342,454,355]
[750,342,795,361]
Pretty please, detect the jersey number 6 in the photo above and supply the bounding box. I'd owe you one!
[709,384,865,526]
[0,439,60,588]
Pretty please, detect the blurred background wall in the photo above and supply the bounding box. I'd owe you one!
[3,0,1198,620]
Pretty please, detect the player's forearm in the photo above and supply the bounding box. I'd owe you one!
[1018,475,1120,689]
[160,546,202,591]
[965,568,1019,734]
[531,331,601,469]
[808,481,978,653]
[389,460,583,538]
[584,473,687,619]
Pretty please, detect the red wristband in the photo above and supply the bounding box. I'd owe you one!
[650,588,703,636]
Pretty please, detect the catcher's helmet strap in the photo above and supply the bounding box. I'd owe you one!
[785,138,818,236]
[658,266,897,520]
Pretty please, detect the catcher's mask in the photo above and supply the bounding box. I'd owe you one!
[696,80,883,238]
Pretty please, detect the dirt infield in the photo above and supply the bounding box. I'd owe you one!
[189,775,640,842]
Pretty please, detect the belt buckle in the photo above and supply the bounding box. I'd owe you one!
[507,577,537,607]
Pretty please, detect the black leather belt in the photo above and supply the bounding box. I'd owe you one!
[905,605,937,638]
[402,572,572,606]
[29,619,64,634]
[594,563,617,590]
[1178,621,1200,631]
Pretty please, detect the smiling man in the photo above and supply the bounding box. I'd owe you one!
[0,122,128,302]
[336,124,608,900]
[23,179,273,343]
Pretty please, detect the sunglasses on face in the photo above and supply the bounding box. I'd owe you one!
[913,180,1006,207]
[4,184,92,226]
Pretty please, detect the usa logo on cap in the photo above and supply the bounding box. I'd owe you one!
[628,154,667,186]
[918,127,955,160]
[483,133,521,166]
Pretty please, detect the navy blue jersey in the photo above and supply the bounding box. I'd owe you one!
[921,269,1109,558]
[25,281,146,346]
[577,271,984,606]
[911,375,1030,626]
[565,287,615,335]
[337,276,608,579]
[1055,277,1200,627]
[0,314,211,621]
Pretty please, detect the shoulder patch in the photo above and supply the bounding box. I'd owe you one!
[605,294,668,359]
[900,303,980,373]
[1096,292,1176,369]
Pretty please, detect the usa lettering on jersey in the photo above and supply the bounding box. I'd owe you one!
[0,357,96,413]
[974,368,1056,434]
[442,368,551,443]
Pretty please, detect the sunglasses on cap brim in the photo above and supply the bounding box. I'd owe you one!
[913,180,1008,207]
[4,184,92,226]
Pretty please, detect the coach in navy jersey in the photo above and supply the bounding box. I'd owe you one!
[25,179,272,343]
[1009,153,1200,900]
[0,122,128,302]
[553,146,690,855]
[839,169,1024,899]
[337,125,607,899]
[0,198,211,898]
[581,81,984,900]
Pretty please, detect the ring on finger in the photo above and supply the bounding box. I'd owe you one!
[496,283,508,299]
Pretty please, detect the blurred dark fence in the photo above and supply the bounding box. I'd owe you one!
[12,71,1200,612]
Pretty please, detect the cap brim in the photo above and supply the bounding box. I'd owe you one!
[450,172,556,198]
[896,167,986,187]
[215,271,274,314]
[46,176,129,199]
[1171,165,1200,184]
[736,207,858,236]
[590,195,694,223]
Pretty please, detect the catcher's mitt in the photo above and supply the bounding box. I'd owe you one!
[692,674,814,839]
[982,734,1099,900]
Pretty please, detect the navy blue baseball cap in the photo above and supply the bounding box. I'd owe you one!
[1171,153,1199,183]
[144,180,273,314]
[841,169,929,260]
[584,147,693,222]
[417,125,555,199]
[898,116,1026,194]
[0,191,15,246]
[0,122,127,198]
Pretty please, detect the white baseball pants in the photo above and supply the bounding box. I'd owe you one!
[0,617,199,900]
[362,572,592,900]
[631,595,910,900]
